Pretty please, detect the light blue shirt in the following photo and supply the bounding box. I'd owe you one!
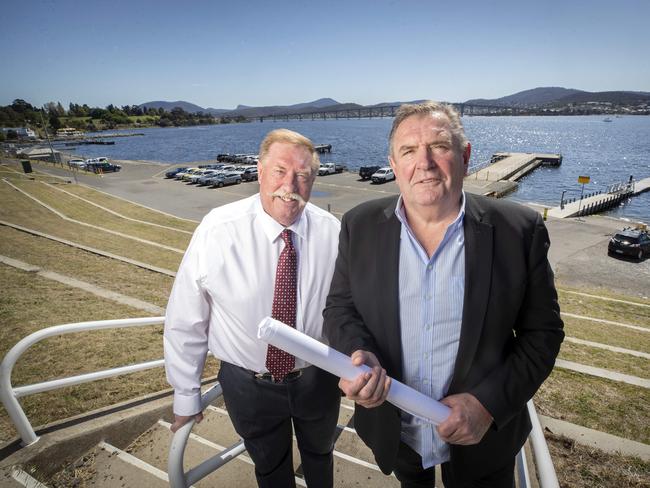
[395,193,466,469]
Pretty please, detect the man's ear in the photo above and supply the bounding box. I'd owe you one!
[463,142,471,175]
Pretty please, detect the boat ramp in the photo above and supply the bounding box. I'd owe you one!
[548,177,650,219]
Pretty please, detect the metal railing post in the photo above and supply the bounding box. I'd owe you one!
[168,383,247,488]
[527,400,560,488]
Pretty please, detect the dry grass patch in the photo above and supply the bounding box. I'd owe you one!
[0,226,174,307]
[9,179,191,250]
[0,264,218,443]
[559,289,650,328]
[63,183,198,232]
[564,316,650,353]
[558,341,649,378]
[536,369,650,444]
[547,433,650,488]
[0,182,182,271]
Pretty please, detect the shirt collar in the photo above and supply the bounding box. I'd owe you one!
[394,191,466,231]
[255,193,308,243]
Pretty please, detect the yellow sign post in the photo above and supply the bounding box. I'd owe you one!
[577,175,590,218]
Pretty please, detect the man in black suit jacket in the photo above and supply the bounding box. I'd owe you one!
[323,101,564,487]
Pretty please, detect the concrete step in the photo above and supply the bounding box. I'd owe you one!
[66,442,170,488]
[121,401,399,487]
[3,468,49,487]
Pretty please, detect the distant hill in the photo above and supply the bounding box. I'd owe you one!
[225,98,342,118]
[139,100,209,113]
[139,98,342,118]
[554,90,650,105]
[465,87,586,107]
[465,87,650,107]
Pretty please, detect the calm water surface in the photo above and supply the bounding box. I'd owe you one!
[74,116,650,222]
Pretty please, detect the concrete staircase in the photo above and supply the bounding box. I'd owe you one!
[22,398,401,487]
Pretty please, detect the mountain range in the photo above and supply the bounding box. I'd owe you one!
[139,87,650,118]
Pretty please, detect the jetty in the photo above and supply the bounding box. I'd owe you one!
[314,144,332,153]
[465,152,562,197]
[548,177,650,219]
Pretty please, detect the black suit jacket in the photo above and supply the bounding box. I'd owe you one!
[323,193,564,478]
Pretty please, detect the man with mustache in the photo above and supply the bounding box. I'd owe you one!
[324,102,564,487]
[165,129,341,488]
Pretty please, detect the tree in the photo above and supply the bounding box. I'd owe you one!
[49,113,62,131]
[11,99,34,113]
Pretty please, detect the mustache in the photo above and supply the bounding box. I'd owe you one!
[270,191,306,204]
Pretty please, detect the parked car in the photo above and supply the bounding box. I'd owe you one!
[165,167,188,178]
[174,167,199,180]
[68,159,86,169]
[180,168,203,181]
[371,167,395,183]
[608,228,650,260]
[359,165,381,180]
[318,163,348,176]
[239,167,259,181]
[210,172,242,188]
[197,170,224,186]
[87,161,121,173]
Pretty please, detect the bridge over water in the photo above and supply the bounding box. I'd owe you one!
[253,102,525,122]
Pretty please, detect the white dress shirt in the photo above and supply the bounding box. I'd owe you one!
[164,194,341,416]
[396,193,466,468]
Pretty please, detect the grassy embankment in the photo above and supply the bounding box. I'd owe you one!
[0,160,648,486]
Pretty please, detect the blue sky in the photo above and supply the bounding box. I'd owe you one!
[2,0,649,109]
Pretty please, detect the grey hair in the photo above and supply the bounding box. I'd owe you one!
[388,101,468,157]
[259,128,320,172]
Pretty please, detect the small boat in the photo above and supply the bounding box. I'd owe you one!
[603,117,613,122]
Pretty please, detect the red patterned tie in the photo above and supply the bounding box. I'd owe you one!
[265,229,297,381]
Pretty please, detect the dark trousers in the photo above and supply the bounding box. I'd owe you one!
[394,442,515,488]
[218,362,341,488]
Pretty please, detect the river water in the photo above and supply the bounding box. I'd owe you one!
[70,115,649,222]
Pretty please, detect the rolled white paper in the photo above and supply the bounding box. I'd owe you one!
[257,317,450,425]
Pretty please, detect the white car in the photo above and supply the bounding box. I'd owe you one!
[68,159,86,169]
[371,167,395,183]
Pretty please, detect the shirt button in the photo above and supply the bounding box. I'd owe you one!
[427,264,432,270]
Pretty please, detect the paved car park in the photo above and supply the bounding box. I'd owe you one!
[18,158,650,299]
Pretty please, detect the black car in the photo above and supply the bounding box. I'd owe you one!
[165,167,188,178]
[87,162,121,173]
[359,165,381,180]
[608,228,650,260]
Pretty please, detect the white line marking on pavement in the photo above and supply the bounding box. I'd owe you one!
[98,441,172,483]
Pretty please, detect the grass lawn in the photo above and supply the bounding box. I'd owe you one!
[536,368,650,444]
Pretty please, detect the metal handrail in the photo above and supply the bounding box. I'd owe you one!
[0,316,165,446]
[167,383,246,488]
[526,400,560,487]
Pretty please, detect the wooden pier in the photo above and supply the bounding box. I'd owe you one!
[548,177,650,219]
[464,152,562,197]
